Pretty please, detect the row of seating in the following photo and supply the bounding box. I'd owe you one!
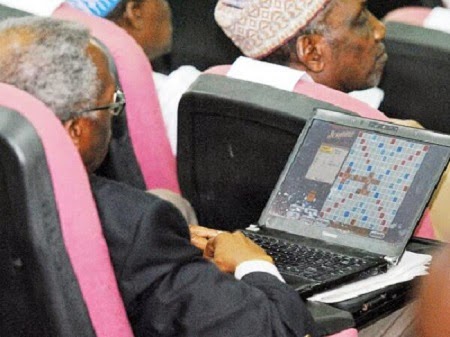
[0,69,438,337]
[158,2,450,135]
[0,2,448,337]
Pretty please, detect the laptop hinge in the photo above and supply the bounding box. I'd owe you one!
[384,255,399,266]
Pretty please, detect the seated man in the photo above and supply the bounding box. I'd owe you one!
[214,0,432,128]
[214,0,388,106]
[0,0,200,225]
[0,16,318,337]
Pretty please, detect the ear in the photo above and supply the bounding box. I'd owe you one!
[63,118,83,149]
[295,34,325,73]
[123,1,144,30]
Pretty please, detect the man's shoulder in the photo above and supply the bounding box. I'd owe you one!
[89,174,164,207]
[89,174,189,238]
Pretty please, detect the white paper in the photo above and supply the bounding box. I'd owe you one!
[307,251,432,303]
[424,7,450,35]
[0,0,64,16]
[227,56,306,92]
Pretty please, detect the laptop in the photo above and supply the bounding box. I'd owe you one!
[244,108,450,298]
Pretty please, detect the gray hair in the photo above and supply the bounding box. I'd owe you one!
[0,16,99,121]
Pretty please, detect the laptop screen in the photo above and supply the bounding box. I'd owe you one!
[260,110,450,257]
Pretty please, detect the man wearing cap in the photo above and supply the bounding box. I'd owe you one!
[214,0,393,106]
[214,0,440,127]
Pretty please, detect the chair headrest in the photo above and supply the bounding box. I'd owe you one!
[0,83,133,337]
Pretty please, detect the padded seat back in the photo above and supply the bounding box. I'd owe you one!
[178,73,434,238]
[0,84,133,337]
[0,3,29,19]
[178,74,356,230]
[384,6,432,26]
[54,4,180,193]
[153,0,242,73]
[380,21,450,134]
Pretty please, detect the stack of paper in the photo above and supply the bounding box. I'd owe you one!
[308,251,432,303]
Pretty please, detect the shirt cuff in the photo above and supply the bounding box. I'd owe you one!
[235,260,285,283]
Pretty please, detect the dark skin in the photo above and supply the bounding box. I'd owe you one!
[63,42,116,173]
[416,245,450,337]
[62,42,272,273]
[290,0,387,93]
[112,0,173,60]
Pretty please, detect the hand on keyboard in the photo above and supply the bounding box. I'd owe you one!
[204,231,273,274]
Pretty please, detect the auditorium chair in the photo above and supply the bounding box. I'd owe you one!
[54,3,180,193]
[0,83,133,337]
[379,20,450,134]
[177,73,435,240]
[153,0,242,73]
[178,74,370,231]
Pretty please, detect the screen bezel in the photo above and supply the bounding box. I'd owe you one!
[259,109,450,258]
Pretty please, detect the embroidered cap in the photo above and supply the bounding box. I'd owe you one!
[215,0,331,58]
[66,0,121,17]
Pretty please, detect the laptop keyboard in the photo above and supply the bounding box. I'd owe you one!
[244,231,370,282]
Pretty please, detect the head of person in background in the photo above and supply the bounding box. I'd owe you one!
[66,0,172,60]
[215,0,387,93]
[0,16,123,173]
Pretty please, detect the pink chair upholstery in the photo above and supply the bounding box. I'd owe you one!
[329,329,358,337]
[206,65,435,240]
[0,83,134,337]
[54,3,180,193]
[384,7,432,26]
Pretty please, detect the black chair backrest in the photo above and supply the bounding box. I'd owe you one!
[367,0,440,19]
[0,4,30,20]
[380,22,450,134]
[153,0,242,73]
[177,74,354,230]
[0,107,95,337]
[93,40,147,190]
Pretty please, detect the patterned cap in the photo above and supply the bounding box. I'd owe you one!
[66,0,121,17]
[215,0,331,58]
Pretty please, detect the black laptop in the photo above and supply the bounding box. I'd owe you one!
[245,109,450,298]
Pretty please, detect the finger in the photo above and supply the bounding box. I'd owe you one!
[203,236,217,259]
[190,225,224,239]
[191,235,208,251]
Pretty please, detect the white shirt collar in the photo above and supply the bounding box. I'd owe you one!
[227,56,307,92]
[0,0,64,16]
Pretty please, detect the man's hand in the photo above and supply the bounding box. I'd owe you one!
[204,231,273,274]
[189,224,223,251]
[389,118,424,129]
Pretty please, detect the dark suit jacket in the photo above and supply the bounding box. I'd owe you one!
[90,175,318,337]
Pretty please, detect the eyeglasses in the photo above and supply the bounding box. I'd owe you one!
[68,88,126,118]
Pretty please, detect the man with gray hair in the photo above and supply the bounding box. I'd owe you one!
[0,16,319,337]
